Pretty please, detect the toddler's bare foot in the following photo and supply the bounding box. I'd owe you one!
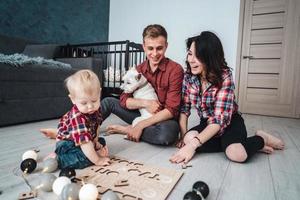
[95,157,111,166]
[256,130,284,150]
[106,125,129,135]
[259,145,274,154]
[40,128,57,139]
[43,152,57,161]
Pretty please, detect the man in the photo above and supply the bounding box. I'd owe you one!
[41,24,183,146]
[102,24,183,145]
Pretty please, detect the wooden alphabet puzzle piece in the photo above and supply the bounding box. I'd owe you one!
[114,179,129,187]
[76,156,183,200]
[181,163,192,169]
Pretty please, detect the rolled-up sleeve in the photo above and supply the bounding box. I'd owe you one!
[165,65,184,118]
[180,74,191,117]
[119,92,133,109]
[207,74,235,133]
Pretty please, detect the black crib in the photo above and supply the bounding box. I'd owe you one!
[56,40,145,98]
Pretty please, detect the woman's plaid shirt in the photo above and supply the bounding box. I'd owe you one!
[180,69,238,135]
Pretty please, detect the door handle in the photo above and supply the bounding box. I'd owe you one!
[243,55,254,59]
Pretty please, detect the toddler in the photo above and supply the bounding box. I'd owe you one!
[52,69,110,169]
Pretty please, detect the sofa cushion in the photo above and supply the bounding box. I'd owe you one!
[0,63,76,100]
[0,62,76,126]
[0,63,75,81]
[0,34,35,54]
[56,57,103,84]
[23,44,59,59]
[0,97,72,127]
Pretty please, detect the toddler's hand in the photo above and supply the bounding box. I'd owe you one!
[95,157,111,166]
[97,145,109,157]
[94,141,102,150]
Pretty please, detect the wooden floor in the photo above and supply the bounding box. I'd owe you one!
[0,110,300,200]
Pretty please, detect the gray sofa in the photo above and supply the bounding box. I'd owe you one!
[0,63,75,126]
[0,35,102,126]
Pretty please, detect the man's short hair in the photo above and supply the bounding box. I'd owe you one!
[142,24,168,42]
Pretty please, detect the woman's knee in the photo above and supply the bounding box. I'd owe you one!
[225,143,248,163]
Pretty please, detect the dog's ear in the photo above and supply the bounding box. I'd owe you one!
[135,73,142,81]
[129,65,136,70]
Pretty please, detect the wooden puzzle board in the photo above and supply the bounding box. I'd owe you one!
[76,156,183,200]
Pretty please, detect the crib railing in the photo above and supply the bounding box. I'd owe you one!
[56,40,145,98]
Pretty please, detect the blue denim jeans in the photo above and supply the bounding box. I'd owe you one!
[101,97,179,145]
[55,140,93,169]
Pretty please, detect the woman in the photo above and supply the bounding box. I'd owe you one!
[170,31,284,164]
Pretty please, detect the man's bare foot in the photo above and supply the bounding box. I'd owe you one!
[256,130,284,150]
[106,125,129,135]
[259,145,274,154]
[40,128,57,139]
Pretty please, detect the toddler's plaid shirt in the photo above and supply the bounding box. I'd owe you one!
[57,105,103,145]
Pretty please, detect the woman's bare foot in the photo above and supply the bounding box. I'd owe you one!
[259,145,274,154]
[40,128,57,139]
[256,130,284,150]
[106,125,130,135]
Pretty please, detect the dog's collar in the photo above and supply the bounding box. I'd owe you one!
[137,81,148,91]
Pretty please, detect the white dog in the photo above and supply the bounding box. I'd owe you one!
[120,67,158,127]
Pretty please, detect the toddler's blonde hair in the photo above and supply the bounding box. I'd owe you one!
[65,69,101,97]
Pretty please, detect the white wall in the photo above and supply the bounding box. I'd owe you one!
[109,0,240,73]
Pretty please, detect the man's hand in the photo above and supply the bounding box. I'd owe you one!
[144,100,162,114]
[175,137,185,148]
[126,124,144,142]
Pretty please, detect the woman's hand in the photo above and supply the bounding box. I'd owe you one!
[170,140,198,164]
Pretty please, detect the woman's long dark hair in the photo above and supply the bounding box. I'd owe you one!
[186,31,229,87]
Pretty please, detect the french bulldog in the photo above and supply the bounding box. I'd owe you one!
[120,67,158,127]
